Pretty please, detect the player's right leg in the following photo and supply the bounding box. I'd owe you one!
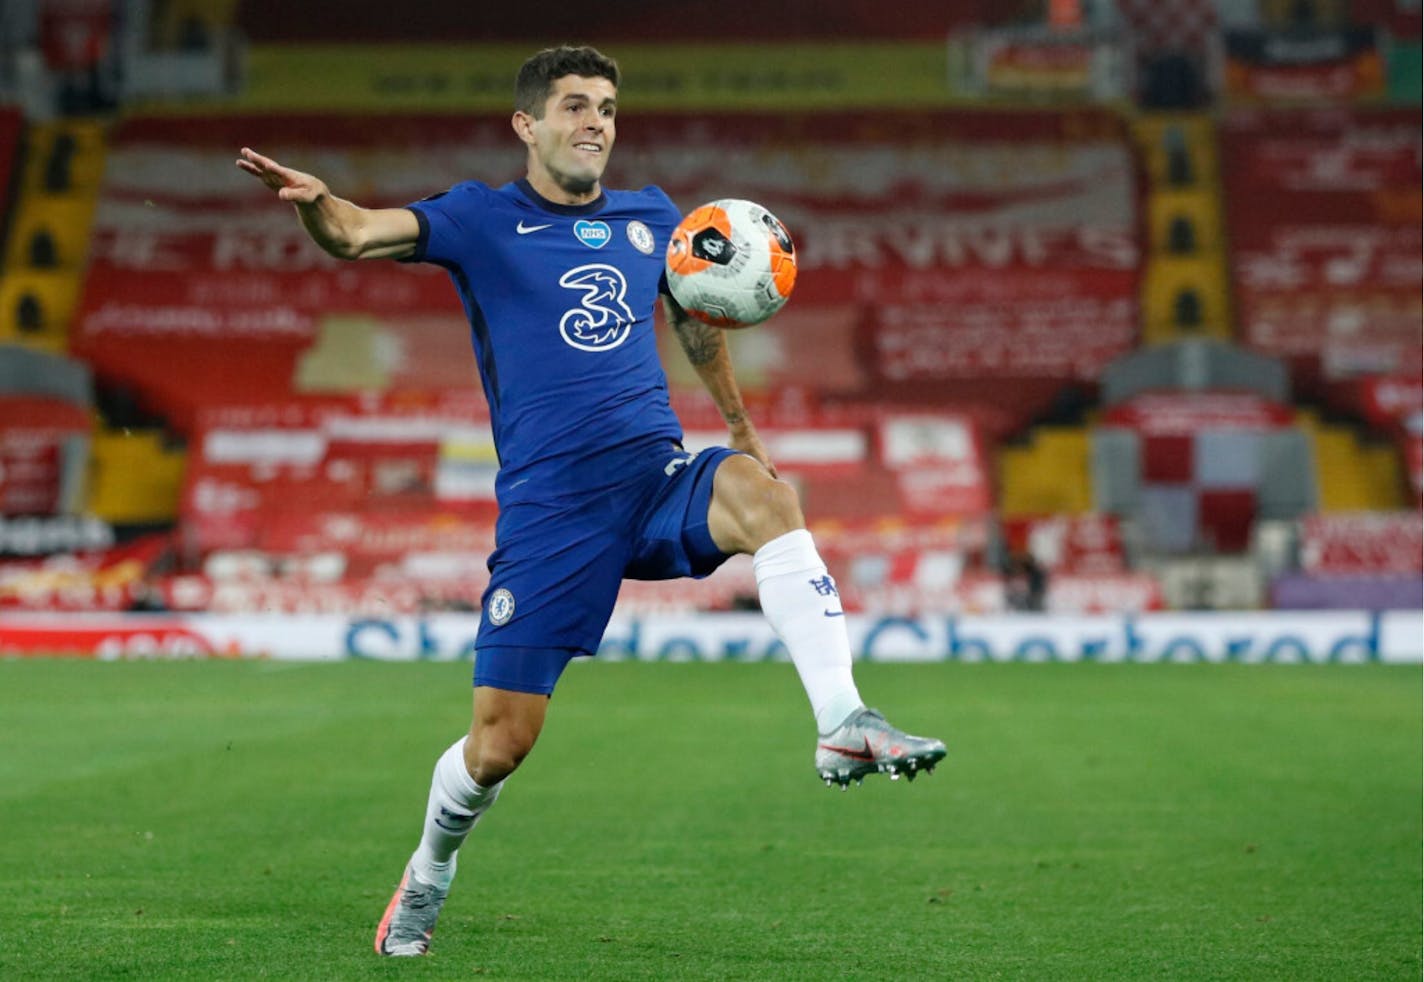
[377,493,625,956]
[375,684,550,957]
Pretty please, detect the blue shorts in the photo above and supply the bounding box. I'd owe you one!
[473,441,738,695]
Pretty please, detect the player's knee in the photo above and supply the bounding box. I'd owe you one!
[713,457,805,552]
[469,729,535,784]
[468,686,549,783]
[467,719,540,785]
[756,477,804,537]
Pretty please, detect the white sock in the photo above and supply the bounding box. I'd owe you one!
[409,737,502,888]
[753,529,864,734]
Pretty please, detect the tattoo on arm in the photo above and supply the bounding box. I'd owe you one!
[672,316,722,367]
[664,297,747,428]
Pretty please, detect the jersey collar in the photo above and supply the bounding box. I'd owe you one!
[515,178,607,216]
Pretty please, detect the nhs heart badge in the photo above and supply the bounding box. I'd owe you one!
[574,220,612,249]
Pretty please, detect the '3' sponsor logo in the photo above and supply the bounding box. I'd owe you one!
[558,263,634,352]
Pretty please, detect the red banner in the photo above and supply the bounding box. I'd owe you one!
[0,616,237,657]
[78,110,1140,423]
[1221,109,1422,383]
[160,574,487,615]
[0,397,89,517]
[257,508,497,567]
[1101,392,1294,436]
[1001,514,1127,574]
[983,39,1097,94]
[865,289,1134,383]
[39,0,111,71]
[1352,375,1422,432]
[0,442,61,516]
[0,534,169,611]
[876,414,992,518]
[1042,573,1163,614]
[1223,27,1385,103]
[1300,512,1423,574]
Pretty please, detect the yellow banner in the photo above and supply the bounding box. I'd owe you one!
[179,42,957,112]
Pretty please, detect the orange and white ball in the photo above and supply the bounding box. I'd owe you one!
[665,199,797,328]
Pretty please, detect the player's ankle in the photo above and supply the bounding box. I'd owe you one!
[410,852,455,889]
[815,694,865,735]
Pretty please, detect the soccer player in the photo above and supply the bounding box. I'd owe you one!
[237,44,946,957]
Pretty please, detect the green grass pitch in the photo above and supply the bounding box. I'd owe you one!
[1,658,1418,980]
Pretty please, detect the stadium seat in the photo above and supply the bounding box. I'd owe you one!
[15,292,43,332]
[998,426,1093,517]
[0,267,80,331]
[1260,0,1348,28]
[1134,112,1236,354]
[152,0,238,50]
[1133,114,1217,189]
[1166,215,1197,255]
[0,272,78,352]
[27,228,58,268]
[0,122,106,358]
[1142,256,1232,343]
[5,198,96,271]
[87,429,187,524]
[21,121,108,193]
[1147,189,1222,255]
[1300,414,1409,512]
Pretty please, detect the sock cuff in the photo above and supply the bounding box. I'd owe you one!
[472,779,503,801]
[752,528,823,582]
[437,737,480,801]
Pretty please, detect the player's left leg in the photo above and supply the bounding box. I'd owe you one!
[376,686,549,956]
[705,453,946,786]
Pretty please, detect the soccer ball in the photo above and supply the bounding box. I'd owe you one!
[665,199,797,328]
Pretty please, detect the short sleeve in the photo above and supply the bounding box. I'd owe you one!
[648,185,684,227]
[648,186,683,298]
[402,182,487,266]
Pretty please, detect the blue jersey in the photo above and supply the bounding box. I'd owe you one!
[405,178,685,504]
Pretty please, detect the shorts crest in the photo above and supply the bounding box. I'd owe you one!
[487,588,516,626]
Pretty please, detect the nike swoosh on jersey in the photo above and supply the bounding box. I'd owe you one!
[516,221,553,234]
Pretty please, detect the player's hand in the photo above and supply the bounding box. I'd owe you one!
[728,418,777,478]
[235,147,328,205]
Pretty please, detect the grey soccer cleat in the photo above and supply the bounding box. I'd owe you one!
[815,707,947,789]
[374,863,451,956]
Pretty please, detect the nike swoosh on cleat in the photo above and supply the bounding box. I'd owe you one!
[818,738,875,761]
[516,221,552,234]
[823,609,844,617]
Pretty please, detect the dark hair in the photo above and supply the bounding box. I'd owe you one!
[515,45,621,117]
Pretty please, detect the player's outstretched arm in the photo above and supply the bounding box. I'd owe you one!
[235,147,420,261]
[662,295,777,477]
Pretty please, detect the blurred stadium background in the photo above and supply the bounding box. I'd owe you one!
[0,0,1419,661]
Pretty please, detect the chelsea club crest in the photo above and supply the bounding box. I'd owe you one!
[487,588,515,626]
[626,220,655,255]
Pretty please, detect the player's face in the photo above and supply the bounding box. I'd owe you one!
[519,75,617,200]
